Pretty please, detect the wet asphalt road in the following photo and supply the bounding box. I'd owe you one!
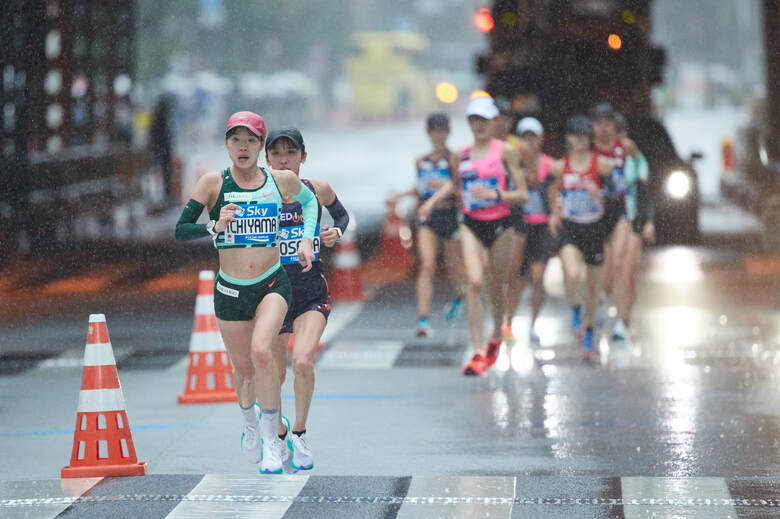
[1,227,779,517]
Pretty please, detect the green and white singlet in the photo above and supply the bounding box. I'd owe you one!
[210,167,283,249]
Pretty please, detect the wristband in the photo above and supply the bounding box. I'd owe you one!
[205,220,218,237]
[335,227,343,239]
[495,188,502,201]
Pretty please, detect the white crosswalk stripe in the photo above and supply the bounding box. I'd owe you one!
[2,475,778,518]
[165,474,309,519]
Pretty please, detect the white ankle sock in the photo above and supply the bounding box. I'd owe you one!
[240,404,259,427]
[259,407,279,440]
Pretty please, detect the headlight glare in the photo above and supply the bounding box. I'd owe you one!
[666,170,691,199]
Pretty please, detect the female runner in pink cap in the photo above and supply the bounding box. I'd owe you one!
[175,111,319,475]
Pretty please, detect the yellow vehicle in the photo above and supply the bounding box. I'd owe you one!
[345,31,434,118]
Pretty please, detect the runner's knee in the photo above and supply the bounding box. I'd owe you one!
[292,354,314,377]
[467,276,483,293]
[250,346,274,370]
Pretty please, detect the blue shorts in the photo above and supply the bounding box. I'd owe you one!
[279,270,331,334]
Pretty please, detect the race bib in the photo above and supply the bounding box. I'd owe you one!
[223,203,278,245]
[279,224,320,265]
[562,190,601,220]
[418,162,450,199]
[462,174,499,211]
[611,167,628,196]
[523,189,546,217]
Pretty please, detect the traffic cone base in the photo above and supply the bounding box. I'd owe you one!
[62,314,147,478]
[178,352,236,404]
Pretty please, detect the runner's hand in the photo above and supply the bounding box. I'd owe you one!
[471,185,498,200]
[417,200,434,221]
[320,224,340,247]
[642,221,656,244]
[298,238,315,272]
[215,203,240,233]
[584,182,601,200]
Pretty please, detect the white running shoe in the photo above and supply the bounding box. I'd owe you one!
[240,405,261,464]
[612,319,628,342]
[289,432,314,471]
[259,437,284,475]
[279,415,292,464]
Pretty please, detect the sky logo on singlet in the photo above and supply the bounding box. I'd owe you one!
[280,224,320,264]
[223,203,278,244]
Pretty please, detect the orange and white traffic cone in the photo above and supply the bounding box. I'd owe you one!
[61,314,147,478]
[362,206,414,283]
[722,137,735,174]
[177,270,238,404]
[329,230,365,302]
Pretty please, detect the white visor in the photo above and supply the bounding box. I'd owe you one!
[516,117,543,136]
[466,96,499,120]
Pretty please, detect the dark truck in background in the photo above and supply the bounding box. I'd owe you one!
[1,0,145,261]
[477,0,700,242]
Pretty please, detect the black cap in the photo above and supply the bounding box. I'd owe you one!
[494,96,513,115]
[265,127,305,152]
[566,115,593,135]
[613,112,628,132]
[589,102,616,119]
[426,112,450,131]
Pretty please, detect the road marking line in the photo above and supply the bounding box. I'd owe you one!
[317,340,405,369]
[397,476,516,518]
[167,301,364,372]
[320,301,363,345]
[34,346,134,371]
[2,494,778,507]
[622,477,738,518]
[165,474,309,518]
[0,477,102,519]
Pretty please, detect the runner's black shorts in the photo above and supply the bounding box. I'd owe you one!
[559,220,606,266]
[462,214,511,248]
[417,207,459,240]
[602,196,627,237]
[510,204,528,234]
[520,223,552,275]
[280,269,331,334]
[214,266,292,321]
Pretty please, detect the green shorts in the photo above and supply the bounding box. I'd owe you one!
[214,263,292,321]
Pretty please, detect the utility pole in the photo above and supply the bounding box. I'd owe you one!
[764,0,780,161]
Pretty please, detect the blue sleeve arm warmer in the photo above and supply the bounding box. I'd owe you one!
[175,199,208,240]
[325,196,349,233]
[293,182,318,241]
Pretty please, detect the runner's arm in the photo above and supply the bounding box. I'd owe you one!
[276,169,317,271]
[174,173,219,240]
[311,179,350,241]
[500,142,529,204]
[281,172,318,241]
[623,137,641,159]
[634,154,654,223]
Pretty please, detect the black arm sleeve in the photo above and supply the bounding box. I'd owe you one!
[325,196,349,233]
[175,199,209,240]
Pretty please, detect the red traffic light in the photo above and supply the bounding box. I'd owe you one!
[608,33,622,50]
[474,8,495,33]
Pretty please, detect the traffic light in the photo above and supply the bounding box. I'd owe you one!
[474,8,494,33]
[607,33,622,50]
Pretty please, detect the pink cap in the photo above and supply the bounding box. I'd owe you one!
[225,111,266,139]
